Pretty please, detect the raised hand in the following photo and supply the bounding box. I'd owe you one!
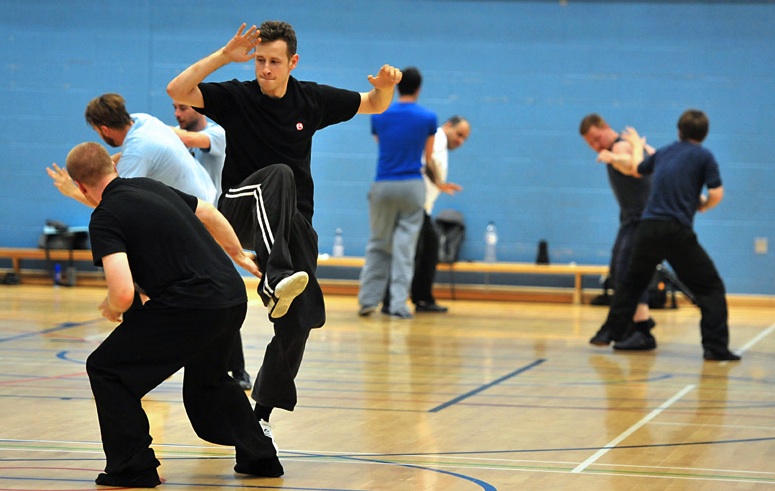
[46,163,80,199]
[367,64,402,90]
[222,23,262,63]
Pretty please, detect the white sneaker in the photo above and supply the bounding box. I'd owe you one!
[259,419,278,452]
[267,272,309,319]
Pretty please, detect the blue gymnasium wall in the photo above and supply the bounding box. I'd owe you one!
[1,0,774,294]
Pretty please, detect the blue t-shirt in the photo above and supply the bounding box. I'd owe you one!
[639,141,722,227]
[371,102,437,181]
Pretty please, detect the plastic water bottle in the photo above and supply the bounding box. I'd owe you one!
[332,228,345,257]
[54,263,62,285]
[484,222,498,262]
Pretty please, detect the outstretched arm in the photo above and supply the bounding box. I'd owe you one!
[598,126,649,177]
[358,65,402,114]
[167,23,262,107]
[195,199,262,278]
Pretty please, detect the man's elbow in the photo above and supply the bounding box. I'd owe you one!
[111,289,135,313]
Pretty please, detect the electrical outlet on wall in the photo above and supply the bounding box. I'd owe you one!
[754,237,768,255]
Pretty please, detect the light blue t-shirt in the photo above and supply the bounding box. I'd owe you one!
[119,113,216,203]
[178,121,226,204]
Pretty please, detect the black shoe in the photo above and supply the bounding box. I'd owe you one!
[613,330,657,351]
[234,455,284,478]
[415,301,448,313]
[590,294,611,306]
[95,468,162,488]
[703,349,741,361]
[589,326,612,346]
[232,369,252,390]
[380,305,390,315]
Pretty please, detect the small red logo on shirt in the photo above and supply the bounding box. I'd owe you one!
[296,122,304,131]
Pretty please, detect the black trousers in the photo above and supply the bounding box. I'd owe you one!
[86,301,275,477]
[219,164,325,411]
[602,219,731,352]
[383,212,439,309]
[610,220,649,305]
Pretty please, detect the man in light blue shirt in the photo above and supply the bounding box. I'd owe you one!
[172,102,226,204]
[47,93,215,206]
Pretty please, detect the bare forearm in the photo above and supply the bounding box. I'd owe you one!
[167,49,231,106]
[172,128,211,149]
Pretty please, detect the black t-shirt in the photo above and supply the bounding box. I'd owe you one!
[605,137,652,225]
[198,76,361,221]
[89,177,247,309]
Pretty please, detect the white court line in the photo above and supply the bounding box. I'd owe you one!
[571,384,696,474]
[736,323,775,354]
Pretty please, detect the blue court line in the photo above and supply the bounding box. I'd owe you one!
[429,358,546,413]
[0,319,102,344]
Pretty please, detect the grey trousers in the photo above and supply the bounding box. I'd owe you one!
[358,179,425,315]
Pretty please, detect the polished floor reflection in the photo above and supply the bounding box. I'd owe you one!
[1,284,773,490]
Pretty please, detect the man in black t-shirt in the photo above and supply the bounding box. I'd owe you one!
[168,21,401,427]
[580,114,657,349]
[66,142,283,487]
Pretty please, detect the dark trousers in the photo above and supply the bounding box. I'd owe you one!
[602,220,730,352]
[228,332,246,374]
[86,301,275,477]
[219,164,325,411]
[610,220,649,305]
[383,212,439,309]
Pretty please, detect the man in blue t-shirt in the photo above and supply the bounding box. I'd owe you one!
[597,109,739,361]
[358,67,459,319]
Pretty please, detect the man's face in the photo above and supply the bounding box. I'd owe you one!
[254,40,298,98]
[582,125,615,153]
[173,103,201,131]
[93,125,119,148]
[445,121,471,151]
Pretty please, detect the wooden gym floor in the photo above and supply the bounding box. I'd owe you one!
[1,284,774,490]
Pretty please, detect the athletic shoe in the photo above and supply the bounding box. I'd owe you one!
[234,455,284,478]
[359,305,377,316]
[703,349,741,361]
[589,326,612,345]
[259,419,278,452]
[415,301,448,313]
[232,369,252,390]
[388,310,413,319]
[613,330,657,351]
[268,272,308,319]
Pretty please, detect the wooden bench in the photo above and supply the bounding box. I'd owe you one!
[0,247,97,284]
[0,248,608,304]
[317,256,608,304]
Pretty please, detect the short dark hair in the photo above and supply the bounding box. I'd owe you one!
[259,20,297,58]
[85,93,132,129]
[677,109,709,142]
[397,66,422,96]
[579,113,606,136]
